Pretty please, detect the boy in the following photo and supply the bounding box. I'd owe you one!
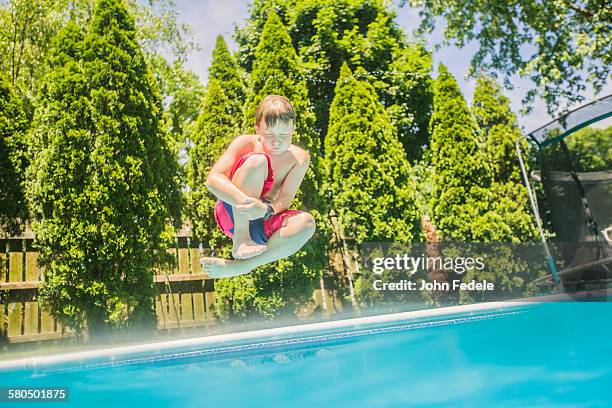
[200,95,316,279]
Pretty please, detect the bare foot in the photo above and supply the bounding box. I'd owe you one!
[232,237,267,260]
[200,257,248,278]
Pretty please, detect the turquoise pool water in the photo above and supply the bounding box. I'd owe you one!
[1,299,611,407]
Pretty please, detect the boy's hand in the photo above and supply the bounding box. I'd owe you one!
[235,197,268,220]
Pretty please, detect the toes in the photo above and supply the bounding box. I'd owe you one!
[202,267,217,278]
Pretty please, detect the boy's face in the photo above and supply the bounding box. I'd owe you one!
[255,119,294,155]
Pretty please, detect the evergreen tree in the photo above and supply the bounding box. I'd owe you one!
[473,75,523,183]
[431,69,541,303]
[187,35,245,253]
[472,75,538,242]
[214,12,330,320]
[208,35,247,103]
[384,43,434,162]
[0,74,30,235]
[234,0,297,73]
[26,0,181,337]
[429,64,493,241]
[325,63,419,245]
[326,64,421,306]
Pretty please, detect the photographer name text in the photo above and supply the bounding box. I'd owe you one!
[373,279,494,291]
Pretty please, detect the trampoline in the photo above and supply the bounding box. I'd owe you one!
[516,94,612,287]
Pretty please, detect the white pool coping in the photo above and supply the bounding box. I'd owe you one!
[0,289,608,371]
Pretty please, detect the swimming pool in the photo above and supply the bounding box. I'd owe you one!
[1,294,611,407]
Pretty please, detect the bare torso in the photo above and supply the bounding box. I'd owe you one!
[231,134,302,202]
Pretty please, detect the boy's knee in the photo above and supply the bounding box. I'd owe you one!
[300,212,316,235]
[242,154,268,171]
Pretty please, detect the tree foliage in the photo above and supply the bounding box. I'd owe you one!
[0,0,202,138]
[242,12,318,173]
[472,75,538,242]
[544,126,612,172]
[384,43,434,162]
[25,0,182,336]
[131,0,204,144]
[429,64,494,241]
[473,75,524,183]
[0,0,563,326]
[406,0,611,114]
[151,56,205,142]
[430,70,541,303]
[326,64,421,306]
[0,0,65,96]
[0,74,30,235]
[325,63,419,245]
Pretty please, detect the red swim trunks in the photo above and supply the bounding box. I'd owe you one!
[213,152,304,244]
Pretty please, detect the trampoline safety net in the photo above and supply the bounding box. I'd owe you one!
[528,95,612,286]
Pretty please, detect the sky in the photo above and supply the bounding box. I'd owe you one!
[172,0,611,132]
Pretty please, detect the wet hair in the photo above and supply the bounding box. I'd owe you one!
[255,95,296,128]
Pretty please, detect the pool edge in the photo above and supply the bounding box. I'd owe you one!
[0,288,608,371]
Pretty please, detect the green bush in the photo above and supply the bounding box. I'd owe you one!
[26,0,181,337]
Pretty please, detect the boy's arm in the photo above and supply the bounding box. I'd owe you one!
[269,150,310,215]
[205,135,255,206]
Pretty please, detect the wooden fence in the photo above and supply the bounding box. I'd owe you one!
[0,238,67,343]
[0,234,343,344]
